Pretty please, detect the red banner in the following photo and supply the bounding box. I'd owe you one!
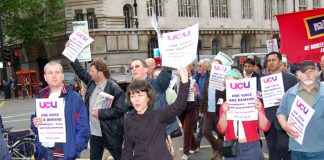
[276,8,324,63]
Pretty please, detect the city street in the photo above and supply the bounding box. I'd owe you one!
[0,97,268,159]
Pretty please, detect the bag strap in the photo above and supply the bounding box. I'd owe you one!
[236,120,239,140]
[133,114,153,145]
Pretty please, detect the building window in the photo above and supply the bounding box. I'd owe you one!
[241,35,250,53]
[87,9,98,29]
[148,38,158,58]
[277,0,285,14]
[211,39,220,55]
[242,0,253,19]
[123,5,131,28]
[313,0,321,9]
[178,0,200,17]
[264,0,273,19]
[209,0,228,18]
[299,0,307,11]
[74,10,84,21]
[147,0,164,16]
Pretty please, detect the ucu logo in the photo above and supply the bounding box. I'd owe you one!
[263,76,277,83]
[167,30,191,40]
[296,100,309,115]
[230,82,250,89]
[214,65,227,71]
[76,32,89,41]
[39,101,58,108]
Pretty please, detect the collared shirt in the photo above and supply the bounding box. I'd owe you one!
[297,82,320,106]
[89,79,108,137]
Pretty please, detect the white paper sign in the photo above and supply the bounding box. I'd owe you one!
[72,21,92,62]
[226,78,258,121]
[287,96,315,145]
[160,24,199,68]
[36,98,66,143]
[260,73,285,108]
[187,78,196,101]
[266,39,279,53]
[214,51,234,66]
[62,30,94,62]
[209,64,230,91]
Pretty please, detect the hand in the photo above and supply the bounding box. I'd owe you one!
[222,101,229,113]
[33,117,43,128]
[177,67,188,83]
[199,112,204,117]
[65,41,70,48]
[92,107,99,118]
[274,97,282,106]
[284,122,300,138]
[254,99,262,112]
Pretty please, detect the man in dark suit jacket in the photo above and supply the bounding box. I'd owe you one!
[263,52,297,160]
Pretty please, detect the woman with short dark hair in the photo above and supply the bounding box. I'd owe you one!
[121,67,189,160]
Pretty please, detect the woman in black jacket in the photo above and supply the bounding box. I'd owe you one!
[121,67,189,160]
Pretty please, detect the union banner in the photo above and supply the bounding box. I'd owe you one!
[276,8,324,63]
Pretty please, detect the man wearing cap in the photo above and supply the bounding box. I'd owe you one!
[263,51,298,160]
[277,60,324,159]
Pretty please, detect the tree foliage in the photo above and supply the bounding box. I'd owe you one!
[0,0,65,47]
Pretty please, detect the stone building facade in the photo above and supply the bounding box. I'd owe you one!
[26,0,324,70]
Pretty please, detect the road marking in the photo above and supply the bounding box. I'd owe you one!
[2,112,34,119]
[3,118,30,123]
[0,101,5,108]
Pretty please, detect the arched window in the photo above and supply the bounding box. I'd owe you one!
[87,9,98,29]
[211,39,220,55]
[123,5,131,28]
[148,38,158,58]
[241,35,250,53]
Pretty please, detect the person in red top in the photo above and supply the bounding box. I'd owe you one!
[217,69,270,160]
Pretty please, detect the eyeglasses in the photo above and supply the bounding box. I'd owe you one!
[130,65,141,70]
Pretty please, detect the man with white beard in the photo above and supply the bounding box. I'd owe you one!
[277,60,324,160]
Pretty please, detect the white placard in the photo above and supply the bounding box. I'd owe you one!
[36,98,66,143]
[209,64,231,91]
[266,39,279,53]
[187,78,196,101]
[214,51,234,66]
[62,30,94,62]
[151,11,161,37]
[72,21,92,62]
[287,96,315,145]
[160,24,199,68]
[260,73,285,108]
[226,78,257,121]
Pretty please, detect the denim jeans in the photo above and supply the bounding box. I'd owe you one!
[43,147,64,160]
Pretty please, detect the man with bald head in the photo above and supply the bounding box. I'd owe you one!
[145,58,156,78]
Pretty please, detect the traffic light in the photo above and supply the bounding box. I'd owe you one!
[3,48,12,66]
[13,51,20,65]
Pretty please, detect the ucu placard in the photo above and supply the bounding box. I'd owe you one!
[39,101,58,108]
[76,32,89,41]
[226,77,258,121]
[213,64,228,72]
[229,81,251,89]
[263,76,278,83]
[167,30,191,40]
[296,100,309,115]
[260,73,285,108]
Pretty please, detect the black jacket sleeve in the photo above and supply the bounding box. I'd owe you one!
[159,81,190,123]
[98,80,127,120]
[70,59,92,85]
